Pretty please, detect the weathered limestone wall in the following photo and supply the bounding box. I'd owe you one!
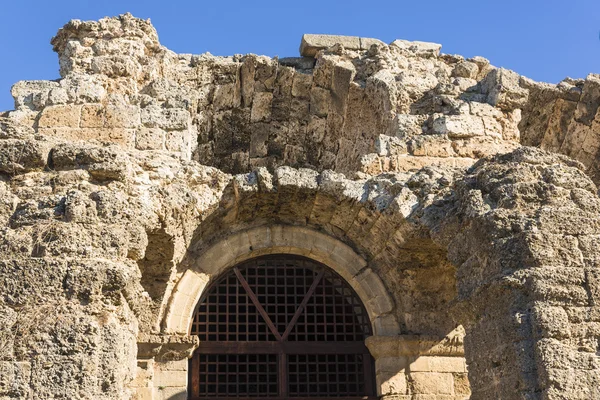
[0,12,599,400]
[433,148,600,399]
[4,13,525,179]
[520,74,600,182]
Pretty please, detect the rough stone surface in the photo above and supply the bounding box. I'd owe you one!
[0,12,599,400]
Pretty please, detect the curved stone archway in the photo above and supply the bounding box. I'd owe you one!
[163,225,398,336]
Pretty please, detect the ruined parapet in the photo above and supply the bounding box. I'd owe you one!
[3,16,533,177]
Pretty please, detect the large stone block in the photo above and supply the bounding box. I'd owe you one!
[141,105,190,131]
[50,142,130,181]
[0,139,48,174]
[80,104,105,128]
[11,80,59,111]
[431,115,485,138]
[250,92,273,122]
[390,39,442,57]
[408,372,454,395]
[105,104,141,128]
[300,34,361,57]
[136,127,166,150]
[38,104,81,128]
[300,34,385,57]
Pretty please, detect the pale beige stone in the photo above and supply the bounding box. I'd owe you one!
[105,104,141,128]
[300,34,361,57]
[38,104,81,128]
[409,372,454,395]
[390,39,442,56]
[409,356,467,373]
[80,104,105,128]
[453,373,471,396]
[154,386,187,400]
[379,369,408,396]
[136,127,165,150]
[431,115,485,138]
[452,61,479,79]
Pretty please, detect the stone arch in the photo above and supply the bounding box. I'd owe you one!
[155,165,462,343]
[145,166,468,400]
[162,224,398,336]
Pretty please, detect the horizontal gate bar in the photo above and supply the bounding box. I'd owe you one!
[195,341,370,354]
[189,397,378,400]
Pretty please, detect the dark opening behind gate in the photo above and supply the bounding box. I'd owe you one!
[189,255,376,399]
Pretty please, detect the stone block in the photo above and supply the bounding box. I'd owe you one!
[481,68,529,110]
[300,34,385,57]
[409,372,454,395]
[390,39,442,56]
[453,373,471,396]
[249,123,270,158]
[156,359,187,372]
[409,135,455,157]
[361,37,386,49]
[452,61,479,79]
[141,105,190,131]
[409,356,466,373]
[39,127,136,147]
[213,83,241,110]
[105,104,141,128]
[373,314,402,336]
[379,369,408,396]
[153,369,187,387]
[11,80,58,110]
[154,386,187,400]
[38,104,81,128]
[292,71,313,98]
[164,270,210,334]
[131,360,154,388]
[91,55,141,78]
[331,62,355,114]
[80,104,105,128]
[279,56,316,70]
[50,142,130,181]
[165,130,186,152]
[5,109,38,129]
[136,127,165,150]
[431,115,485,138]
[310,87,331,117]
[395,114,426,137]
[250,92,273,122]
[300,34,361,57]
[0,139,48,174]
[132,387,153,400]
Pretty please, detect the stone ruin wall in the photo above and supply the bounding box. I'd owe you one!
[0,12,599,400]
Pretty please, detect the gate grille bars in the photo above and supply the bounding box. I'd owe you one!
[189,255,376,399]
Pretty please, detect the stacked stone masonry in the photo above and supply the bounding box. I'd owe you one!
[0,12,599,400]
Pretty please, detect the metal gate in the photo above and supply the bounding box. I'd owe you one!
[189,255,376,399]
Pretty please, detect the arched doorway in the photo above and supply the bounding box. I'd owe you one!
[188,254,376,399]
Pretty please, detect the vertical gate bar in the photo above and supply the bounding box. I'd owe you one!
[191,353,200,397]
[363,353,375,396]
[279,353,288,397]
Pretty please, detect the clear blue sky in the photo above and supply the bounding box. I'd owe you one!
[1,0,599,111]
